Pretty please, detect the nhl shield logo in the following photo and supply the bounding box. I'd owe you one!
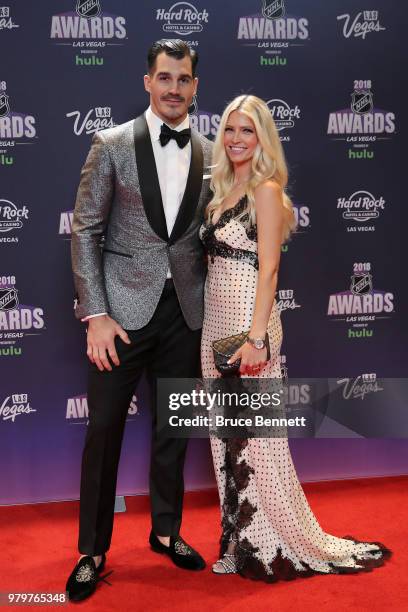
[76,0,101,18]
[0,93,10,118]
[188,95,198,116]
[351,90,373,115]
[0,288,19,311]
[350,273,373,295]
[262,0,285,20]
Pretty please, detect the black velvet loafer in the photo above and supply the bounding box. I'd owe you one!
[66,553,111,602]
[149,531,206,571]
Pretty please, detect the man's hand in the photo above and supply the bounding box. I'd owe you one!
[86,315,131,371]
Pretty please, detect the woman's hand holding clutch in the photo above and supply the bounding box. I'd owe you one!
[228,341,268,376]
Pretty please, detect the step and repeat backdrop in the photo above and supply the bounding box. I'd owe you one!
[1,1,407,504]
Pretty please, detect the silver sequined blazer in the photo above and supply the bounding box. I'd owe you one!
[71,113,213,330]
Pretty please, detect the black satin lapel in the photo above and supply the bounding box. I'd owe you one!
[169,129,204,244]
[133,115,168,242]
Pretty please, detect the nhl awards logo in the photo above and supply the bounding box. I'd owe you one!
[350,272,372,296]
[188,94,198,116]
[351,90,373,115]
[327,80,396,159]
[293,203,310,232]
[66,393,138,422]
[59,209,74,237]
[238,0,309,67]
[282,202,309,253]
[0,82,37,166]
[0,276,45,357]
[0,285,18,311]
[278,355,314,426]
[0,91,13,166]
[76,0,101,18]
[338,190,385,232]
[327,264,394,339]
[188,95,220,139]
[262,0,285,20]
[0,92,10,117]
[280,354,288,381]
[51,1,127,66]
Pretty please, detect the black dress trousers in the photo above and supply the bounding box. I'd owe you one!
[78,279,201,555]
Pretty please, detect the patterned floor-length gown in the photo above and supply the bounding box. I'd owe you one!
[200,195,391,582]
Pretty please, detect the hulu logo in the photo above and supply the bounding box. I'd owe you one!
[0,346,22,356]
[260,55,287,66]
[348,328,373,339]
[0,154,13,166]
[75,55,104,67]
[348,149,374,160]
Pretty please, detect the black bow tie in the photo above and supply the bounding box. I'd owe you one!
[159,123,191,149]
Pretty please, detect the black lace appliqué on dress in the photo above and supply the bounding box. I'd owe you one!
[218,436,392,583]
[201,196,259,270]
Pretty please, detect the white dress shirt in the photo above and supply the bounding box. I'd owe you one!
[83,107,191,320]
[145,106,191,249]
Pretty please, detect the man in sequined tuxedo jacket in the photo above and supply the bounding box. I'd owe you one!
[67,39,213,600]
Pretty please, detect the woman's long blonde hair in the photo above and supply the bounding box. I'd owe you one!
[206,94,296,242]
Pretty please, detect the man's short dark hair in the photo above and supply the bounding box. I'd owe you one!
[147,39,198,77]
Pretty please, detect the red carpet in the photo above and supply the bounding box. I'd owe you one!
[1,476,407,611]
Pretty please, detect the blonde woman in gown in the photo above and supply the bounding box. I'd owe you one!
[199,95,391,581]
